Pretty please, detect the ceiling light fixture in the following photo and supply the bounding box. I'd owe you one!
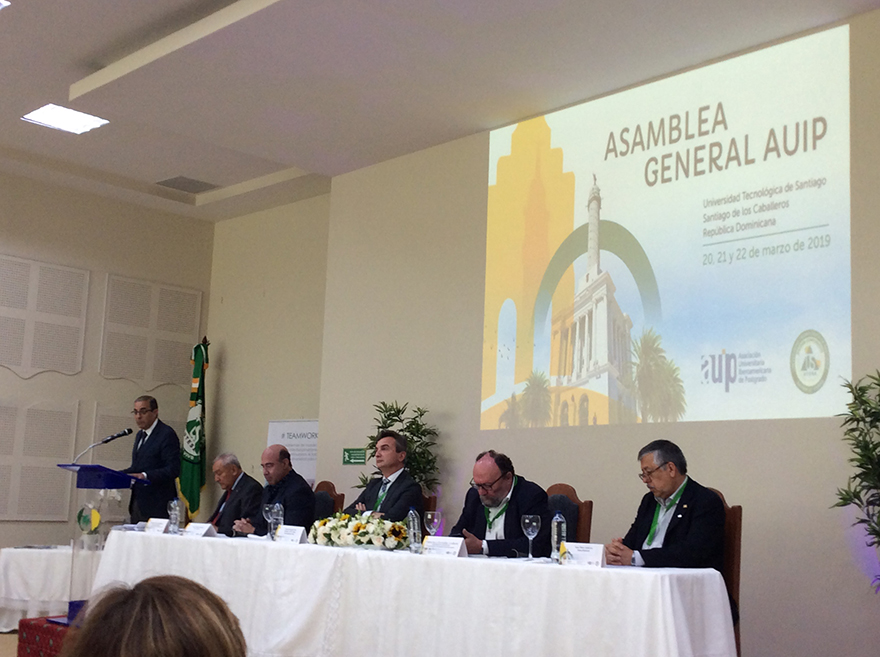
[0,1,11,11]
[21,104,109,134]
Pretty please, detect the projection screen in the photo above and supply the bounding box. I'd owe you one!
[481,25,850,429]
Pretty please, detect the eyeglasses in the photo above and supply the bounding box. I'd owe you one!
[639,462,669,481]
[471,473,506,492]
[131,409,153,416]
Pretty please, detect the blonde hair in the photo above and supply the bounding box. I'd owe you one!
[60,576,246,657]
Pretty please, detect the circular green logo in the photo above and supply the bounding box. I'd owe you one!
[790,330,830,394]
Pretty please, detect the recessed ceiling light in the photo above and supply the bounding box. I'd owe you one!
[0,1,11,11]
[21,104,109,135]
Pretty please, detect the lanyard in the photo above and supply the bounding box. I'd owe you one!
[374,479,390,510]
[646,479,688,547]
[483,476,516,530]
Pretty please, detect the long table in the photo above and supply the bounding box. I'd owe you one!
[92,531,736,657]
[0,546,101,632]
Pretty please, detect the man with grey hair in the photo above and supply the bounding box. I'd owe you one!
[605,439,725,570]
[208,452,262,537]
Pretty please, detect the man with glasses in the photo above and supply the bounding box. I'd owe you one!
[122,395,181,523]
[450,450,552,557]
[605,440,724,570]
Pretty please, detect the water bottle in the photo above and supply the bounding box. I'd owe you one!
[167,499,180,535]
[407,507,422,553]
[551,510,566,562]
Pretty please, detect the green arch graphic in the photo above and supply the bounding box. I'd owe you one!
[532,220,661,343]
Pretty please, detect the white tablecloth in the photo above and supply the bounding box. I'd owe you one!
[92,532,736,657]
[0,546,101,631]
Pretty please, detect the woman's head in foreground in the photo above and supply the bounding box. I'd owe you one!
[60,575,246,657]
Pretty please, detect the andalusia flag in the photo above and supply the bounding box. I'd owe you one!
[181,340,208,515]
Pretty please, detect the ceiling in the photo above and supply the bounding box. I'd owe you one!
[1,0,877,222]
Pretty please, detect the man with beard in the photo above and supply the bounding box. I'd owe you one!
[450,450,552,557]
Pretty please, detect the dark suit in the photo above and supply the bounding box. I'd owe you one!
[450,476,552,557]
[210,471,263,537]
[251,469,315,536]
[622,477,725,570]
[344,469,424,522]
[123,420,181,523]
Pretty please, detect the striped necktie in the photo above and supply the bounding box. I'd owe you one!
[374,478,391,511]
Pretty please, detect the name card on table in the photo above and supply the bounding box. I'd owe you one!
[144,518,169,534]
[421,536,468,557]
[562,542,606,567]
[183,523,218,538]
[275,525,307,543]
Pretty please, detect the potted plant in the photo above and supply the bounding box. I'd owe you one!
[834,373,880,592]
[356,401,440,493]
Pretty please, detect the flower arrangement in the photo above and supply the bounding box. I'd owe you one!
[308,512,409,550]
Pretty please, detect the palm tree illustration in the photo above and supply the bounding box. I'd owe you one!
[498,392,523,429]
[632,328,686,422]
[522,370,552,427]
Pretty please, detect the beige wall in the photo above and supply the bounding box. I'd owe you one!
[204,195,329,513]
[314,14,880,657]
[0,172,213,547]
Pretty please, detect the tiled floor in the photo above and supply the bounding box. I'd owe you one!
[0,632,16,657]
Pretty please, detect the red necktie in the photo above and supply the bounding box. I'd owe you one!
[210,490,229,525]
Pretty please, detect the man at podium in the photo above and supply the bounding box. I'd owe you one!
[122,395,181,523]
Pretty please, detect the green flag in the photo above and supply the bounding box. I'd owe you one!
[181,341,208,516]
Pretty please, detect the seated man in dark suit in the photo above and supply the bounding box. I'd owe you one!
[344,430,423,522]
[450,450,552,557]
[232,444,315,536]
[605,439,725,570]
[208,453,263,537]
[123,395,181,523]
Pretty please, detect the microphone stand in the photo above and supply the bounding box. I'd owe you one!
[72,431,132,464]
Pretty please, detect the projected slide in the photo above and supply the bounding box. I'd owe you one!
[481,26,850,429]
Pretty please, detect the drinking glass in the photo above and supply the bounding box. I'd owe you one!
[262,504,276,540]
[521,515,540,560]
[424,510,442,536]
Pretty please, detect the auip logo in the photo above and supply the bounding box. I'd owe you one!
[701,349,737,392]
[790,330,830,394]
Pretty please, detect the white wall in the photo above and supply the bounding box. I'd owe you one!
[205,195,329,512]
[0,172,213,546]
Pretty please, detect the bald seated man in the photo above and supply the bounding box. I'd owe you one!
[450,450,552,557]
[232,444,315,536]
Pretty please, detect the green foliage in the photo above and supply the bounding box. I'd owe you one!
[835,373,880,592]
[356,401,440,494]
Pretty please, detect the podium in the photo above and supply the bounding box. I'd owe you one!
[56,464,141,624]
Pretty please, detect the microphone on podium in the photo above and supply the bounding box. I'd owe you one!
[100,428,133,444]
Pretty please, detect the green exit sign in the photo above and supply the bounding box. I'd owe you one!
[342,448,366,465]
